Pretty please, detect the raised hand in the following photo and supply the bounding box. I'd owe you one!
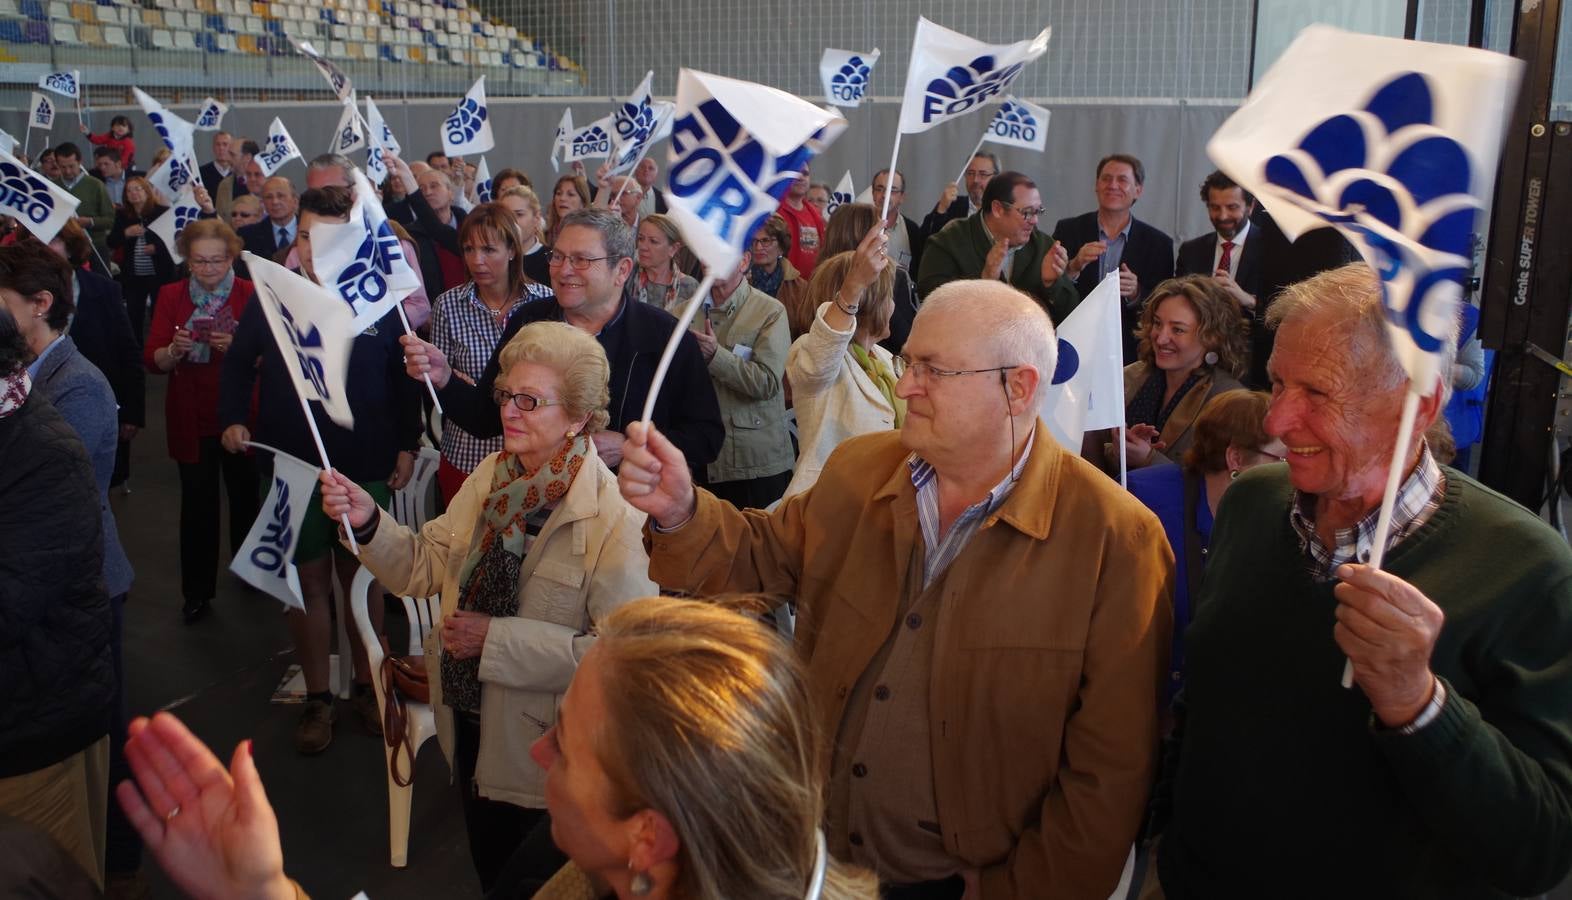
[318,469,379,530]
[617,421,696,530]
[935,182,959,214]
[1042,241,1069,284]
[400,333,452,389]
[1334,564,1445,727]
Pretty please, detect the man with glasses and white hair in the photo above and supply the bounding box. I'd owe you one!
[617,278,1173,900]
[401,208,722,471]
[917,172,1078,324]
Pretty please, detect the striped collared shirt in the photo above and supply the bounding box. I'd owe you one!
[908,429,1034,588]
[429,280,554,473]
[1288,442,1446,581]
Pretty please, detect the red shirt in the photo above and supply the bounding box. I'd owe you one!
[435,243,468,294]
[775,198,825,279]
[88,132,136,171]
[144,278,254,464]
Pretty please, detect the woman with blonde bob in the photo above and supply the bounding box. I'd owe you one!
[117,599,877,900]
[320,320,656,891]
[781,227,900,501]
[634,213,699,313]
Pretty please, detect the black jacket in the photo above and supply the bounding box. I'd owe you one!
[198,160,236,197]
[70,269,146,428]
[0,393,113,777]
[920,195,973,241]
[405,193,468,298]
[238,218,296,261]
[108,205,176,284]
[439,296,724,469]
[1052,211,1175,361]
[1175,228,1267,300]
[895,214,927,284]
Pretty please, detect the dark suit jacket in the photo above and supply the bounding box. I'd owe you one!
[917,212,1081,323]
[896,214,927,280]
[238,218,296,260]
[1237,206,1359,387]
[1052,211,1175,361]
[920,195,973,241]
[1175,229,1265,302]
[198,161,237,197]
[69,269,146,428]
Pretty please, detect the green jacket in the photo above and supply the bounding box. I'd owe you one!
[694,281,794,484]
[916,212,1081,323]
[61,174,114,252]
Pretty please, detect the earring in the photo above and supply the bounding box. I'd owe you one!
[629,867,653,896]
[565,429,576,439]
[1204,350,1219,366]
[1230,468,1240,480]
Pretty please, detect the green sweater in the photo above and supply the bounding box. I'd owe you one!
[61,173,113,251]
[1159,466,1572,899]
[915,212,1081,323]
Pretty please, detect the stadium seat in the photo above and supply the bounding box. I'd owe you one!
[406,45,421,62]
[173,27,196,50]
[79,22,104,42]
[51,21,79,42]
[0,20,24,41]
[103,23,124,44]
[218,32,237,50]
[70,2,95,21]
[47,0,66,19]
[150,26,171,47]
[0,0,18,14]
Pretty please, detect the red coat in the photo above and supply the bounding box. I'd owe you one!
[88,132,136,171]
[143,277,255,464]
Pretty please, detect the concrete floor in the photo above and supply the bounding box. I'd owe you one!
[114,376,478,899]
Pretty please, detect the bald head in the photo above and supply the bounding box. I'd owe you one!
[259,176,299,225]
[917,280,1056,402]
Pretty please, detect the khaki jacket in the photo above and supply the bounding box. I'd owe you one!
[648,423,1174,899]
[1119,362,1245,468]
[353,446,655,808]
[697,281,795,484]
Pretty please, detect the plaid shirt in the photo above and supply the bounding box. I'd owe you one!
[429,281,554,473]
[909,429,1034,588]
[1289,442,1446,581]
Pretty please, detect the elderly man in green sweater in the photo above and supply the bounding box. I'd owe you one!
[916,171,1079,324]
[52,142,114,272]
[1154,264,1572,899]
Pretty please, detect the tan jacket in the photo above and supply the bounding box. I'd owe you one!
[648,423,1173,899]
[1118,362,1245,469]
[353,446,656,808]
[697,281,794,484]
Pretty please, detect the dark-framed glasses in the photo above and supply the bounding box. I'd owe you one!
[492,389,564,412]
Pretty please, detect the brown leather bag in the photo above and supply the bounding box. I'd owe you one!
[380,654,429,787]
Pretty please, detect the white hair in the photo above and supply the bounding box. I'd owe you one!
[917,280,1056,405]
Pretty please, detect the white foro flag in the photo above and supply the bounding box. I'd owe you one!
[133,88,200,196]
[364,95,401,156]
[29,93,55,131]
[0,131,15,157]
[330,99,365,155]
[820,48,880,108]
[307,169,422,331]
[148,189,203,264]
[230,443,319,611]
[245,253,362,430]
[441,77,494,156]
[37,70,81,99]
[475,156,494,203]
[290,38,354,101]
[982,96,1051,152]
[827,171,855,218]
[256,118,302,177]
[563,114,616,163]
[1208,24,1522,686]
[0,147,80,243]
[194,97,228,131]
[551,108,573,171]
[608,72,676,177]
[897,19,1051,135]
[1040,272,1124,452]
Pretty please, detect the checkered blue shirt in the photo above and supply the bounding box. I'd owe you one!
[429,280,554,473]
[908,430,1034,588]
[1288,442,1446,581]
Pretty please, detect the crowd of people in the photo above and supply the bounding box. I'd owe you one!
[0,117,1567,900]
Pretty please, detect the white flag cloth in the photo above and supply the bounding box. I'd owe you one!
[257,118,302,177]
[364,95,401,156]
[194,96,228,131]
[246,252,361,429]
[148,189,203,264]
[0,147,80,243]
[133,88,200,195]
[1040,272,1124,450]
[898,18,1051,135]
[821,48,881,108]
[981,96,1051,152]
[0,131,14,157]
[29,93,55,130]
[330,98,365,155]
[475,156,493,203]
[230,443,319,611]
[563,114,616,163]
[827,171,855,218]
[551,108,573,172]
[38,70,81,99]
[608,72,676,176]
[666,69,846,273]
[1208,25,1522,393]
[290,37,353,101]
[441,77,494,156]
[365,143,389,186]
[307,169,422,331]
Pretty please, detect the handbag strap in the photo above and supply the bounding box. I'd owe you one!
[380,657,417,788]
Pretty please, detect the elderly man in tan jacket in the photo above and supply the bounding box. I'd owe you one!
[619,279,1174,899]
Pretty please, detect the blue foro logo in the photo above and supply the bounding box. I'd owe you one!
[989,101,1038,143]
[151,113,178,151]
[335,218,405,310]
[166,156,194,192]
[278,303,332,399]
[445,98,487,145]
[615,99,656,142]
[0,162,56,224]
[33,98,51,122]
[1262,72,1474,352]
[43,72,76,95]
[173,203,200,232]
[249,477,294,574]
[335,125,358,151]
[669,99,813,247]
[922,56,1026,124]
[573,126,610,155]
[830,56,872,103]
[1050,338,1078,385]
[259,135,293,170]
[197,106,222,129]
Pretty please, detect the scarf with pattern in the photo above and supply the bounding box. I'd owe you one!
[849,343,904,428]
[0,370,30,419]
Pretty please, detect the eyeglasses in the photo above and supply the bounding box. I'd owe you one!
[873,185,904,195]
[1003,202,1044,220]
[492,389,564,412]
[964,169,996,180]
[897,355,1018,384]
[547,251,614,270]
[189,257,231,269]
[750,236,778,249]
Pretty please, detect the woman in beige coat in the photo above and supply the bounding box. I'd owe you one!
[782,227,902,502]
[319,321,655,892]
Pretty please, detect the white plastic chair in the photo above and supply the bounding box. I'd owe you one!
[390,446,440,531]
[349,565,441,868]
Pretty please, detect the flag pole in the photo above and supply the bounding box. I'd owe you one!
[393,302,443,414]
[292,389,361,555]
[1339,387,1423,688]
[955,129,988,187]
[1118,422,1128,489]
[879,132,903,225]
[641,271,718,424]
[21,125,31,161]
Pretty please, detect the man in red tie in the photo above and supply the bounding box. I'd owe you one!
[1176,170,1267,380]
